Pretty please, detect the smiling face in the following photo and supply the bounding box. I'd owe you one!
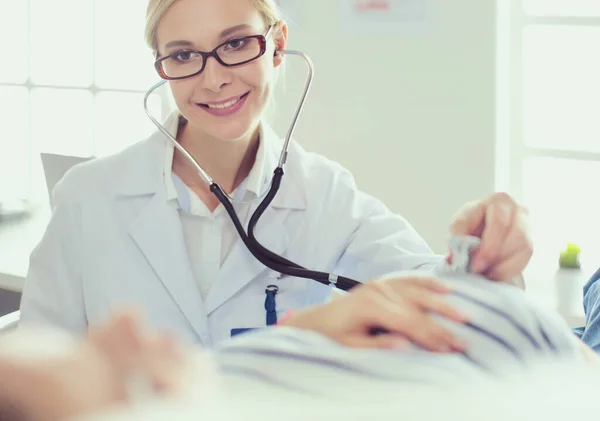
[155,0,287,143]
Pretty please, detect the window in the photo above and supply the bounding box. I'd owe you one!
[497,0,600,266]
[0,0,166,201]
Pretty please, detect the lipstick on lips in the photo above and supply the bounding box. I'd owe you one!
[197,92,250,117]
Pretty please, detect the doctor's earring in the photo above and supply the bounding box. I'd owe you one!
[273,50,283,66]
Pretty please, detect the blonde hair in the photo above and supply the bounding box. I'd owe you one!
[144,0,282,53]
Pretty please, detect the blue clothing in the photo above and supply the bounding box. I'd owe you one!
[572,267,600,351]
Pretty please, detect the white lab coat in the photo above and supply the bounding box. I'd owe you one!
[20,117,443,346]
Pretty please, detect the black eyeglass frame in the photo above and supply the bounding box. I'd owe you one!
[154,26,273,81]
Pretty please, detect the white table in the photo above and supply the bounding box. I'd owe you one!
[0,213,594,328]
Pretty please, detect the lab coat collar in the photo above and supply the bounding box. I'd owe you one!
[118,111,306,211]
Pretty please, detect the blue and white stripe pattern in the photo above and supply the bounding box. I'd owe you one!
[212,272,585,402]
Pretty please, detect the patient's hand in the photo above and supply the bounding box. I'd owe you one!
[0,327,128,421]
[0,312,217,421]
[282,275,468,352]
[88,311,198,397]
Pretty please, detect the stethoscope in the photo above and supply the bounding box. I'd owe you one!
[143,49,362,293]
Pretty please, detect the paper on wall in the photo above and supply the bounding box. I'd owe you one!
[340,0,429,35]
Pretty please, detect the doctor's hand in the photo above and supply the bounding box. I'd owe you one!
[450,192,533,284]
[281,275,468,352]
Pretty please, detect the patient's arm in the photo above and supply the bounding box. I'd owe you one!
[0,314,215,421]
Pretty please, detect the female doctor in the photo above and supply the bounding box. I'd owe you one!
[19,0,532,348]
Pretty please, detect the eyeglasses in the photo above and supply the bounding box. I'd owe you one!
[154,26,273,80]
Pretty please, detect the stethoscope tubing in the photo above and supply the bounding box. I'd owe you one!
[143,49,362,292]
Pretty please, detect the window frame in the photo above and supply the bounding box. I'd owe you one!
[496,0,600,269]
[496,0,600,198]
[0,0,170,203]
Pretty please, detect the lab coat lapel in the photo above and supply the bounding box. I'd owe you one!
[205,205,293,316]
[204,124,306,315]
[127,181,209,340]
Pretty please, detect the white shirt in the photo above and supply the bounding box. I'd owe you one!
[162,115,269,300]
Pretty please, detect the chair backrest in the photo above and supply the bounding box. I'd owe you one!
[40,153,93,206]
[0,310,19,333]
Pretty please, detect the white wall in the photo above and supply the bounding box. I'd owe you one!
[268,0,497,254]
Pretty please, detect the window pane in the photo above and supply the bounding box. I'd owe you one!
[524,0,600,16]
[0,87,28,199]
[30,0,93,87]
[31,88,94,156]
[0,0,28,84]
[94,91,162,157]
[523,25,600,153]
[95,0,157,91]
[523,157,600,266]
